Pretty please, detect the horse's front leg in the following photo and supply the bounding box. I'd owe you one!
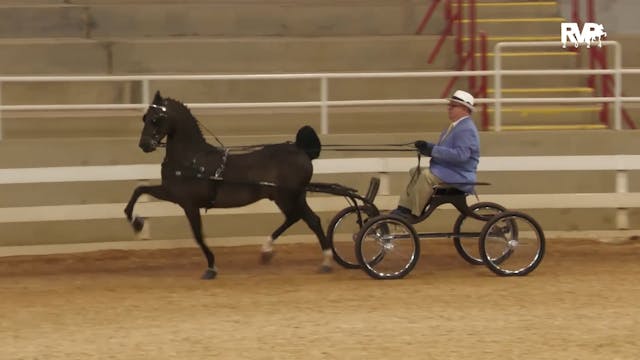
[183,205,217,280]
[124,185,173,233]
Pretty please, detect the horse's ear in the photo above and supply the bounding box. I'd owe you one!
[153,91,163,105]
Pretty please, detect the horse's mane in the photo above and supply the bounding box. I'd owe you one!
[165,97,206,142]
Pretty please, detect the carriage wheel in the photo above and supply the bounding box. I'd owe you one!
[355,215,420,280]
[480,211,545,276]
[327,205,379,269]
[453,202,506,265]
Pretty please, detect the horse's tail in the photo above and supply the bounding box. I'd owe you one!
[295,125,321,160]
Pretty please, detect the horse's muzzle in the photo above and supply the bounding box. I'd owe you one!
[139,137,157,153]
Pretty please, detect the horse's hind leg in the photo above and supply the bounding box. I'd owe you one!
[124,185,172,233]
[183,205,217,280]
[261,217,298,263]
[299,199,332,273]
[262,196,303,263]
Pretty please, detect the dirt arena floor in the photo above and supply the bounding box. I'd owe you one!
[1,237,639,360]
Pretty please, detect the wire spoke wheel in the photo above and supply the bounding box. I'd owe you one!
[453,202,506,265]
[480,211,545,276]
[327,205,378,269]
[355,215,420,280]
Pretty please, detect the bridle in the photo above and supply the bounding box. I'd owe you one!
[149,103,167,112]
[147,104,168,148]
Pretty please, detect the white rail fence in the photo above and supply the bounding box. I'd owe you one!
[0,41,639,138]
[0,156,638,232]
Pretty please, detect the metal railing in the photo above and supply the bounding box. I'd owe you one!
[493,40,635,131]
[0,40,639,138]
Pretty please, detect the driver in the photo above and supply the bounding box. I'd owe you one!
[391,90,480,223]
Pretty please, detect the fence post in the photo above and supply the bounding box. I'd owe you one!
[320,77,329,135]
[0,81,3,141]
[479,32,489,131]
[615,170,629,229]
[613,42,622,130]
[493,44,502,132]
[141,79,150,106]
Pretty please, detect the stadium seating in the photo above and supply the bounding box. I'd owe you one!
[2,0,635,137]
[0,0,637,247]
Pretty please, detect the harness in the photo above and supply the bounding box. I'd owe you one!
[161,149,229,208]
[192,148,229,181]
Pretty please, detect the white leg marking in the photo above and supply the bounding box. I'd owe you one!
[261,237,274,253]
[322,249,333,267]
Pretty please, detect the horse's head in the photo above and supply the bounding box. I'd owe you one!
[139,91,172,153]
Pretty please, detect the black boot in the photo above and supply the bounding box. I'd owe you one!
[390,206,418,223]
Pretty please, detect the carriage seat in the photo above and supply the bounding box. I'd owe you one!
[416,182,492,221]
[432,182,491,196]
[432,186,466,196]
[391,182,490,224]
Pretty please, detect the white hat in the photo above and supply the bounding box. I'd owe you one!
[449,90,475,112]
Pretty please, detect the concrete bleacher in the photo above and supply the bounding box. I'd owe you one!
[0,0,638,249]
[1,0,629,138]
[0,35,614,137]
[0,1,436,39]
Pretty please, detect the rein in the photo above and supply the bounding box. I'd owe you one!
[151,100,414,153]
[321,142,416,152]
[197,142,418,153]
[196,118,226,148]
[184,106,416,153]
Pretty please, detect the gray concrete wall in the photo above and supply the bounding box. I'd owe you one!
[0,36,456,75]
[0,1,438,38]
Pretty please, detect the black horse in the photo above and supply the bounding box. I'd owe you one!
[124,91,331,279]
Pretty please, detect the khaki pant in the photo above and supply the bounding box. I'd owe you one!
[398,167,444,216]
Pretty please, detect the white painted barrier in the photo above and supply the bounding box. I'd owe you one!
[0,155,638,229]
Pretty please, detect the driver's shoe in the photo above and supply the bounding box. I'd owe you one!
[390,206,419,224]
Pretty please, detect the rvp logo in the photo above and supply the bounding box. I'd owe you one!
[561,22,607,48]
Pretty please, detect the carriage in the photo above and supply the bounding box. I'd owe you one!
[130,91,544,279]
[320,177,545,279]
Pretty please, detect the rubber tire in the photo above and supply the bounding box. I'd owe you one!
[479,211,545,276]
[327,205,379,269]
[355,215,420,280]
[453,202,506,265]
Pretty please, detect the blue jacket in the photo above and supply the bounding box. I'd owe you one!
[429,116,480,193]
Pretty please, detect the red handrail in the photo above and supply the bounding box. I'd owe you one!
[575,0,636,129]
[427,0,458,64]
[468,0,477,91]
[415,0,443,35]
[419,0,487,129]
[456,0,463,58]
[571,0,581,26]
[586,0,595,88]
[437,1,479,95]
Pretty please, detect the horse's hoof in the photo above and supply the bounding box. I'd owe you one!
[132,216,145,233]
[201,269,217,280]
[260,251,274,264]
[318,265,333,274]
